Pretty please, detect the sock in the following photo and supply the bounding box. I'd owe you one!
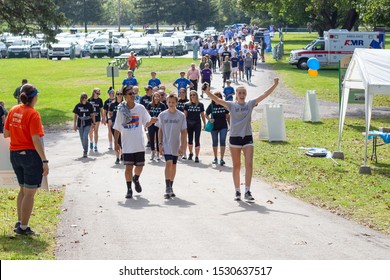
[126,181,132,191]
[235,187,240,193]
[165,180,171,192]
[20,225,28,230]
[170,180,174,189]
[245,186,250,193]
[133,175,140,182]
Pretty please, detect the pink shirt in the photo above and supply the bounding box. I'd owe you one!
[187,68,200,80]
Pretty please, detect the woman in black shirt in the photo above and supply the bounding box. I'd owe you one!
[184,90,206,162]
[205,91,230,165]
[73,93,95,158]
[108,90,123,164]
[88,88,104,152]
[146,92,167,161]
[176,88,188,112]
[103,87,116,150]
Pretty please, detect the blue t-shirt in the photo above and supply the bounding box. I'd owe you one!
[122,77,138,87]
[210,48,218,56]
[235,44,241,53]
[223,86,235,101]
[201,68,212,81]
[238,56,244,66]
[174,77,191,92]
[148,78,161,88]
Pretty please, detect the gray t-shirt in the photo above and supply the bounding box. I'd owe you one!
[156,109,187,156]
[226,99,256,137]
[244,55,253,68]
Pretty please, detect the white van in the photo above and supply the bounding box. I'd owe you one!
[289,29,385,69]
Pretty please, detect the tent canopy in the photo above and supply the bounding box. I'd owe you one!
[338,48,390,168]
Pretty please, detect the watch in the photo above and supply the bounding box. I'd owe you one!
[42,160,49,163]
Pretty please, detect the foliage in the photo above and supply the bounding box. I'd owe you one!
[358,0,390,27]
[0,0,67,41]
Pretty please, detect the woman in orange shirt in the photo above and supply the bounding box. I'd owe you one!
[4,84,49,236]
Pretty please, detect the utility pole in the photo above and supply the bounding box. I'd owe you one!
[84,0,87,33]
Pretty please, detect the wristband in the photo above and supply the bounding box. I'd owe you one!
[42,160,49,163]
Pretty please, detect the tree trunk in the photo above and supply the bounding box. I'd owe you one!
[342,9,359,31]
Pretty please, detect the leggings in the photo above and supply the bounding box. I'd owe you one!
[187,121,201,147]
[147,124,159,152]
[211,55,217,71]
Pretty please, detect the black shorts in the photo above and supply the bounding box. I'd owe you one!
[123,152,145,166]
[10,150,43,188]
[229,135,254,148]
[164,154,178,164]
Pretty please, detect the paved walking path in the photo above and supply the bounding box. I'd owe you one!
[52,60,390,259]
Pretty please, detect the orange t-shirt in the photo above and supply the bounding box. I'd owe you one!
[4,104,44,151]
[128,56,137,69]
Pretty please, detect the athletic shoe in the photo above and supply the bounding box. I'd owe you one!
[115,158,120,164]
[182,154,187,160]
[14,222,21,232]
[212,158,218,164]
[90,142,93,150]
[133,176,142,193]
[15,226,39,236]
[169,190,176,197]
[220,159,225,166]
[125,189,133,199]
[164,193,171,199]
[83,152,88,158]
[244,191,255,201]
[108,142,113,150]
[94,146,98,152]
[234,191,241,201]
[156,153,160,161]
[151,151,155,161]
[195,157,199,163]
[188,154,193,161]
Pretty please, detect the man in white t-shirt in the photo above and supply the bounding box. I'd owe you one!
[113,85,158,199]
[157,94,187,199]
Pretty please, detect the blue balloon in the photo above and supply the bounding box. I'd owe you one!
[307,57,320,70]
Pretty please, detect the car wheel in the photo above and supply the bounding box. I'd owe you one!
[297,58,308,70]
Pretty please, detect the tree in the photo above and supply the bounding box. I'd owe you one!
[134,0,175,32]
[358,0,390,28]
[0,0,67,41]
[57,0,104,32]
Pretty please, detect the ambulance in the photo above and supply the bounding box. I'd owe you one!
[289,29,385,69]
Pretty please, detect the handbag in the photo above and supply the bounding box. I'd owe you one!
[205,104,214,132]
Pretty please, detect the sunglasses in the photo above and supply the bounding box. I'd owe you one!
[124,92,134,96]
[116,94,123,96]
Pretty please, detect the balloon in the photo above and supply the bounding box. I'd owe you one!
[308,69,318,77]
[307,57,320,70]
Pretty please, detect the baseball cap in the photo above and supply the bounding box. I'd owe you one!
[226,79,231,83]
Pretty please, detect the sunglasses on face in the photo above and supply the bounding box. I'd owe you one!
[116,94,123,96]
[124,92,134,96]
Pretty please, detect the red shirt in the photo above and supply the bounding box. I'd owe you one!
[128,56,137,69]
[4,104,44,151]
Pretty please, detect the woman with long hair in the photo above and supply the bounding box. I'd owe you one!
[146,92,166,161]
[108,90,124,164]
[88,88,104,152]
[203,79,279,201]
[183,90,206,162]
[4,84,49,235]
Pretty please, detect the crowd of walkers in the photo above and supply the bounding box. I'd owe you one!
[3,40,278,235]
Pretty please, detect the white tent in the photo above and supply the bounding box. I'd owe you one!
[337,48,390,173]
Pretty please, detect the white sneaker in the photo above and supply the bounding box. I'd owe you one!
[156,153,160,161]
[151,151,155,161]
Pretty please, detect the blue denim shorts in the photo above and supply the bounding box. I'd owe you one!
[10,150,43,189]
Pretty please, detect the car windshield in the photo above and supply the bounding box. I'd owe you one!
[94,38,108,43]
[12,40,27,46]
[304,39,318,50]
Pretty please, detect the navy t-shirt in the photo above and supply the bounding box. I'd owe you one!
[73,102,94,127]
[140,95,152,108]
[88,97,103,121]
[146,103,167,117]
[177,98,188,112]
[184,102,204,124]
[231,57,239,68]
[206,103,229,131]
[108,101,120,123]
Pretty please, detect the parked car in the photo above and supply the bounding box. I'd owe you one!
[90,36,122,58]
[8,38,41,58]
[128,37,159,56]
[0,42,8,58]
[40,43,49,57]
[48,40,83,60]
[160,38,186,56]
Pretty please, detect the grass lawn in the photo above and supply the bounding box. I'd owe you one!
[0,57,195,125]
[0,188,64,259]
[252,118,390,235]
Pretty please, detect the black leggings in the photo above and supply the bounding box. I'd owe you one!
[148,124,159,152]
[211,55,217,71]
[187,121,201,147]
